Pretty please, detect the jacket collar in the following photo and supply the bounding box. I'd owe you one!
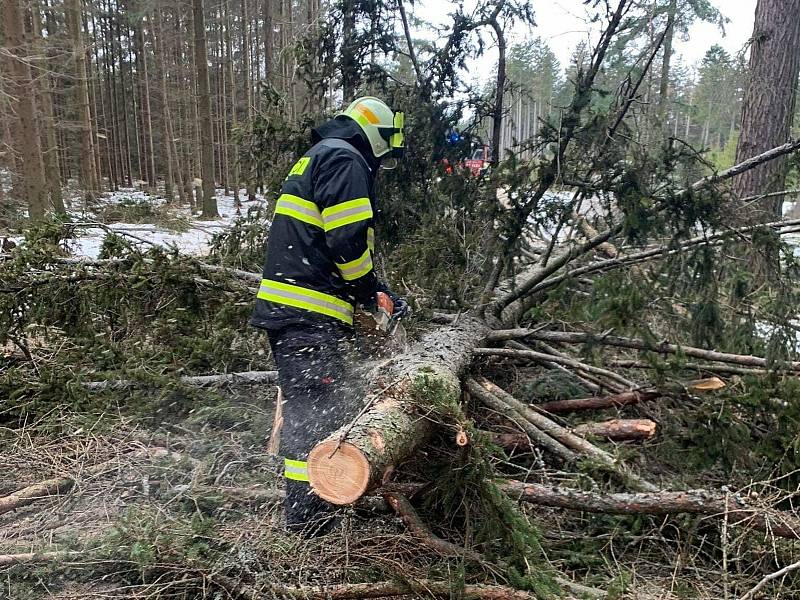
[311,117,381,173]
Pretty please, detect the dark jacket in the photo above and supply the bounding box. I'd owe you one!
[250,118,382,330]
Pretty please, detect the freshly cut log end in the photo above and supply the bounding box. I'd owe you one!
[308,441,370,505]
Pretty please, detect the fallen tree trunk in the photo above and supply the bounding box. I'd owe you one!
[502,482,800,539]
[307,317,489,505]
[537,390,660,413]
[84,370,278,390]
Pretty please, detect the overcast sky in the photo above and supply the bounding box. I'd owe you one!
[413,0,758,83]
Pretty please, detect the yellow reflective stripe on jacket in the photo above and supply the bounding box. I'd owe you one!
[367,227,375,252]
[274,194,323,228]
[336,248,373,281]
[284,458,309,482]
[258,279,354,324]
[321,197,373,232]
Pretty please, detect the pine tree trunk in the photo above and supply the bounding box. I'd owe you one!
[152,9,175,203]
[90,11,112,192]
[241,0,253,121]
[225,0,240,207]
[4,0,48,219]
[117,18,134,188]
[341,0,357,102]
[731,0,800,220]
[193,0,219,218]
[657,0,677,133]
[263,0,273,84]
[84,10,103,192]
[489,15,505,165]
[133,11,156,190]
[65,0,98,202]
[31,1,65,213]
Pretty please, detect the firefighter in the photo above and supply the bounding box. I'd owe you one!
[250,96,409,536]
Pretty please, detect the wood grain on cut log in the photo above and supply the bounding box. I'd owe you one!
[502,481,800,539]
[307,317,489,505]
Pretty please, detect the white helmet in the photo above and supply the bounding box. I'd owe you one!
[338,96,405,159]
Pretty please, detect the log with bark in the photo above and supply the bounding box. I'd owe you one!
[502,481,800,539]
[307,317,489,505]
[488,420,656,445]
[536,390,660,413]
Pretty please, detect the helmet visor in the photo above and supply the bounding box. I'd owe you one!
[378,111,405,158]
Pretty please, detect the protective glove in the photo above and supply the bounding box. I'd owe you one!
[383,288,411,319]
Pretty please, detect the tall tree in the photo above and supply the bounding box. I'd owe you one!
[3,0,48,219]
[65,0,99,201]
[193,0,219,217]
[732,0,800,219]
[31,1,65,213]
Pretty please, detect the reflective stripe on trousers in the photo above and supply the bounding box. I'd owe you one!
[284,458,309,482]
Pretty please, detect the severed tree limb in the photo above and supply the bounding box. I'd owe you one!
[526,340,632,392]
[307,317,490,505]
[502,481,800,540]
[468,378,657,492]
[609,359,772,377]
[515,330,800,371]
[573,419,657,441]
[537,390,660,414]
[487,418,656,447]
[467,379,576,462]
[83,370,278,390]
[474,347,636,389]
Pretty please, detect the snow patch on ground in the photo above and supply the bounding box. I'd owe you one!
[67,188,267,259]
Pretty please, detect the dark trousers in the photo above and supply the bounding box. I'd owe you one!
[267,321,360,536]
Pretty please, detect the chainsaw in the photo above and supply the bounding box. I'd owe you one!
[368,291,408,348]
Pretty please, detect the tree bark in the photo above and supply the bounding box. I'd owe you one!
[731,0,800,219]
[31,1,65,213]
[489,10,506,166]
[65,0,98,202]
[193,0,219,217]
[502,481,800,540]
[3,0,48,219]
[536,390,661,414]
[573,419,657,441]
[152,9,175,202]
[658,0,678,132]
[489,418,657,445]
[307,318,489,505]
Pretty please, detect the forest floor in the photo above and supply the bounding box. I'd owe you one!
[2,187,799,599]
